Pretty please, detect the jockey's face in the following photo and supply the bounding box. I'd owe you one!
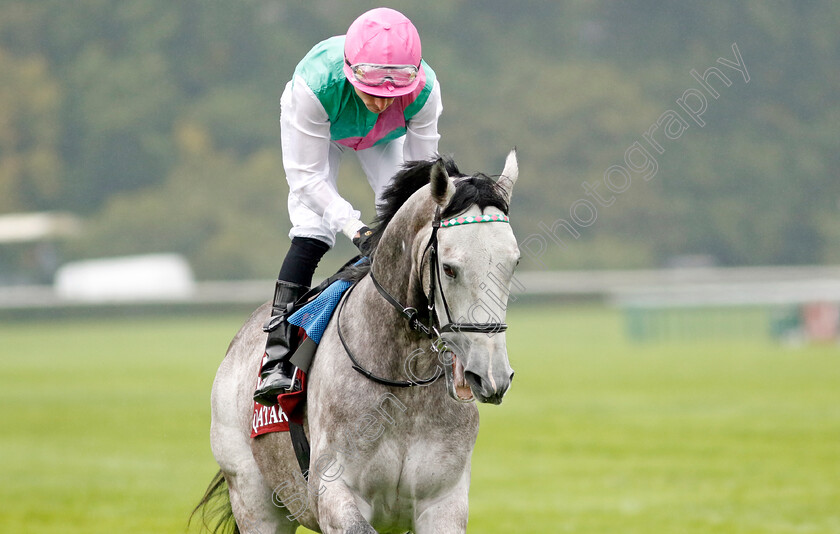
[354,87,395,114]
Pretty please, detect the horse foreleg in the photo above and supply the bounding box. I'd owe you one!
[316,482,376,534]
[412,474,470,534]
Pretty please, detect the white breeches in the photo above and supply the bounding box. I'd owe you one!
[287,136,405,247]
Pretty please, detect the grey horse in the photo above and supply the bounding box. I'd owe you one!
[195,151,520,534]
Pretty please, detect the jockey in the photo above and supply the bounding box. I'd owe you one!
[254,7,442,405]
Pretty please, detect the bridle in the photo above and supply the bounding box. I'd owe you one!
[336,207,510,388]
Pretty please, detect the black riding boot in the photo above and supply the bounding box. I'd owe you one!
[253,279,308,406]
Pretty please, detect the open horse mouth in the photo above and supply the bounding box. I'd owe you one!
[445,351,475,403]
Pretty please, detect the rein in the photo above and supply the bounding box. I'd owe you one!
[336,207,510,388]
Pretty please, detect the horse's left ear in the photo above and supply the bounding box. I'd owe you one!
[495,149,518,202]
[430,158,455,207]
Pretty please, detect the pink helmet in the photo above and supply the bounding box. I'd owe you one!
[343,8,422,98]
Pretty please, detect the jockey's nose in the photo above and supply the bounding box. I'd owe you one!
[370,98,393,113]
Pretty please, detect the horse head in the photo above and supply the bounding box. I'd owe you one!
[423,151,520,405]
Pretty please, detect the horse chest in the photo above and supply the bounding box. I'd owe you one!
[339,437,472,527]
[341,412,474,490]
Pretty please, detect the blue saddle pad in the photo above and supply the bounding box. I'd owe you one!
[288,279,353,344]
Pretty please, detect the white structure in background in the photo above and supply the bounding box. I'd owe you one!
[0,212,82,243]
[0,212,83,284]
[55,253,196,302]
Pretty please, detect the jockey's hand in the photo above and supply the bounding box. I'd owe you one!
[352,226,375,256]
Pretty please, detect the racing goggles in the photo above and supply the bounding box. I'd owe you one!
[345,60,419,88]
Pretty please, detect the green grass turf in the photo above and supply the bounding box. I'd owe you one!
[1,305,838,533]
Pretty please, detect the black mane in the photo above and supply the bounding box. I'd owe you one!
[370,156,462,247]
[441,173,510,219]
[340,155,509,281]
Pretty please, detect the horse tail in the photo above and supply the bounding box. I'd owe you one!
[189,470,240,534]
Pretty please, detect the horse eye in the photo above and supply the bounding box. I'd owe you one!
[442,264,456,278]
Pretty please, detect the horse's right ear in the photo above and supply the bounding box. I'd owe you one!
[430,158,455,207]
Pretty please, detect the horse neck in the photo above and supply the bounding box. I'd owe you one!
[349,203,440,377]
[370,201,431,311]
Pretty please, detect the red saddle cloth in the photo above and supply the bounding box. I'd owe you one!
[250,353,307,438]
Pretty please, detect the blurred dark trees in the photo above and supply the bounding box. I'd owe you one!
[0,1,837,278]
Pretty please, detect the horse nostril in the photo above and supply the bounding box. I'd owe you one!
[509,370,515,382]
